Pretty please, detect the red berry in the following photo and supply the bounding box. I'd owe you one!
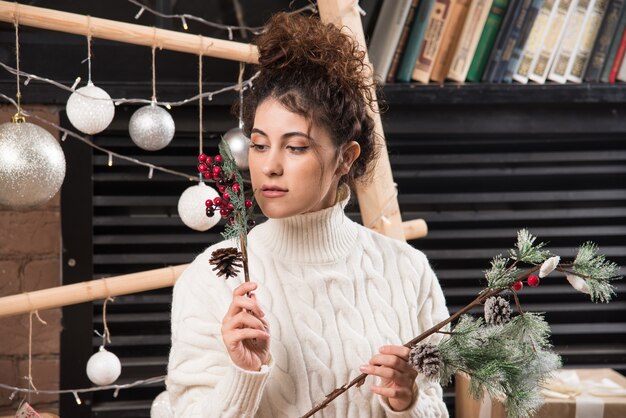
[214,197,222,206]
[228,217,236,225]
[220,199,228,207]
[214,155,223,163]
[527,275,540,287]
[512,281,523,292]
[202,171,212,179]
[198,153,207,163]
[218,185,226,194]
[205,199,213,207]
[220,208,229,217]
[227,203,234,211]
[222,192,230,201]
[197,163,207,172]
[244,200,253,208]
[232,183,240,193]
[205,156,213,165]
[247,219,256,228]
[212,166,222,177]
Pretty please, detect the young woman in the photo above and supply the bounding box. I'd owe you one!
[166,12,449,418]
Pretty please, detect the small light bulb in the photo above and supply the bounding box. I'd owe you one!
[108,153,113,167]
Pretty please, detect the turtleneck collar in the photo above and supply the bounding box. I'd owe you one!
[249,184,360,264]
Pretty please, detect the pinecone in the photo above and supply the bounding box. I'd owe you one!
[408,343,441,379]
[209,247,243,279]
[484,296,512,326]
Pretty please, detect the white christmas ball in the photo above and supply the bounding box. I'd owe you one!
[0,120,66,209]
[150,391,174,418]
[223,127,250,169]
[129,103,175,151]
[86,346,121,386]
[177,182,221,231]
[66,82,115,135]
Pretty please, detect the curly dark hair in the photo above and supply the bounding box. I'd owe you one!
[235,12,382,189]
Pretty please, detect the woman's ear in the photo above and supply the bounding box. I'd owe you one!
[337,141,361,176]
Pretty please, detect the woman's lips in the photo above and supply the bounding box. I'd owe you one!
[261,190,287,198]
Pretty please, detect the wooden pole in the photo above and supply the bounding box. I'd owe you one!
[0,264,188,318]
[317,0,406,241]
[0,1,258,63]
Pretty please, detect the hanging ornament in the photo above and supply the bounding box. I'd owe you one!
[86,346,122,386]
[150,391,174,418]
[129,103,175,151]
[66,82,115,135]
[177,182,221,231]
[223,127,250,170]
[0,116,66,209]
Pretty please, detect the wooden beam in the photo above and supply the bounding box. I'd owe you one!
[317,0,406,240]
[0,1,258,63]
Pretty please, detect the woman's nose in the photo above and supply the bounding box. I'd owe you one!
[262,151,283,176]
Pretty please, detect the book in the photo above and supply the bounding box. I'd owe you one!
[368,0,415,82]
[397,0,437,82]
[513,0,559,84]
[599,1,626,81]
[431,0,472,83]
[362,0,387,40]
[502,0,545,83]
[528,0,577,84]
[448,0,495,82]
[467,0,511,82]
[568,0,610,82]
[608,26,626,81]
[412,0,455,83]
[482,0,531,82]
[549,0,597,84]
[387,0,422,83]
[617,38,626,79]
[585,0,625,81]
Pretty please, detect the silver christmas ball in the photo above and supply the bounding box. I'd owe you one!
[223,127,250,169]
[0,120,66,209]
[66,82,115,135]
[177,182,221,231]
[150,391,174,418]
[129,103,175,151]
[86,346,122,386]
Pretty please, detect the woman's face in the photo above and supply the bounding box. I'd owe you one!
[248,97,343,219]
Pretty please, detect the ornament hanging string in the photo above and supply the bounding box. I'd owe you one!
[13,5,23,121]
[102,297,113,346]
[25,311,47,396]
[151,28,158,103]
[238,61,244,128]
[86,16,93,83]
[198,39,203,153]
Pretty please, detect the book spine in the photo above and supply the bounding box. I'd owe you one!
[528,0,576,84]
[512,0,556,84]
[387,0,422,83]
[608,26,626,81]
[617,41,626,79]
[368,0,414,82]
[501,0,544,83]
[567,0,610,81]
[397,0,437,82]
[482,0,528,82]
[431,0,472,82]
[448,0,495,82]
[467,0,511,82]
[549,0,594,84]
[600,2,626,81]
[412,0,454,83]
[585,0,625,81]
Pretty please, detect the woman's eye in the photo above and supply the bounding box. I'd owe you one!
[250,143,267,151]
[287,146,309,153]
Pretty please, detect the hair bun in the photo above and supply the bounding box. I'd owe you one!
[256,13,370,95]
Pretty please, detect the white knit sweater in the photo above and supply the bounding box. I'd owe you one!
[166,186,449,418]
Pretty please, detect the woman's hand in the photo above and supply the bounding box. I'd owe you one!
[221,282,271,372]
[360,345,417,412]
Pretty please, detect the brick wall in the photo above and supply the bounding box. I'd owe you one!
[0,106,61,416]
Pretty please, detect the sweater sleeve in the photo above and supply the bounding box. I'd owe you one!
[378,248,450,418]
[166,249,273,418]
